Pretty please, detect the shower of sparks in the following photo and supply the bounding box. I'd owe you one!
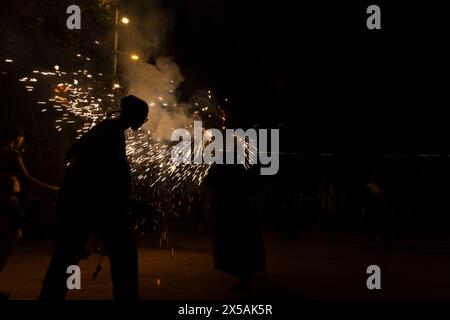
[12,56,255,220]
[18,61,113,136]
[126,130,212,217]
[233,135,258,170]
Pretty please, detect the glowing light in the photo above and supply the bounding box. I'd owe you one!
[131,54,139,60]
[121,17,130,24]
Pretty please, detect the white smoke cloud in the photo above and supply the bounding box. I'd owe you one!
[123,56,194,140]
[118,1,203,141]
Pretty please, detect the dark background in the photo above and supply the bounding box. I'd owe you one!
[170,1,450,233]
[171,1,450,153]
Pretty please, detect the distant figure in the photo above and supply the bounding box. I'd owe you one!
[203,134,265,294]
[0,127,58,300]
[361,170,393,249]
[339,184,357,233]
[39,95,148,300]
[317,177,338,243]
[279,192,301,239]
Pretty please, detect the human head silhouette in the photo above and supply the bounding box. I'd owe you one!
[120,95,149,131]
[1,127,25,150]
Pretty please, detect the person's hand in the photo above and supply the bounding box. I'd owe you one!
[49,185,60,194]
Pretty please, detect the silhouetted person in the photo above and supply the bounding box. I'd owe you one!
[203,131,265,294]
[317,177,338,244]
[361,170,393,249]
[339,184,357,233]
[39,95,148,300]
[280,192,300,239]
[0,127,58,300]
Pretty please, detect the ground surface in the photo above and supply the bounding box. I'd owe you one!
[1,232,450,300]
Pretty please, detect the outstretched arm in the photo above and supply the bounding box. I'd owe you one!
[17,155,59,193]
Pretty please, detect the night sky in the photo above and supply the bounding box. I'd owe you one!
[170,1,450,153]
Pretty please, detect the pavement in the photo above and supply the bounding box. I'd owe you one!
[1,232,450,300]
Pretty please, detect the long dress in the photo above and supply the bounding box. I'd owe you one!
[204,163,265,276]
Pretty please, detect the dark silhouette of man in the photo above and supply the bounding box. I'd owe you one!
[39,95,149,300]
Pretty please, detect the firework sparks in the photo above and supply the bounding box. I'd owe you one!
[14,55,254,221]
[18,58,115,136]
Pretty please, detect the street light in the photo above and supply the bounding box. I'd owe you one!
[116,51,140,60]
[113,10,133,77]
[113,7,139,78]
